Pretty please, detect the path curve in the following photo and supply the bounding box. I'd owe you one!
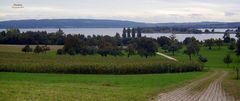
[153,71,237,101]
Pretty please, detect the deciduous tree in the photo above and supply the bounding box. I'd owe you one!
[204,38,215,50]
[215,38,223,49]
[135,37,158,58]
[34,45,43,54]
[184,41,200,60]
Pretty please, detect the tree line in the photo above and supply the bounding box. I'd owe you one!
[0,28,64,45]
[140,27,219,34]
[9,28,157,58]
[2,27,240,60]
[56,33,158,58]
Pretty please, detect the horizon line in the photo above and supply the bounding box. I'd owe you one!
[1,18,240,24]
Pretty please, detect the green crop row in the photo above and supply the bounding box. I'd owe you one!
[0,61,203,74]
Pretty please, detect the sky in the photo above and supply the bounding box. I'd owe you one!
[0,0,240,23]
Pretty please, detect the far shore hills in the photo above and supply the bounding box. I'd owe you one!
[0,19,240,29]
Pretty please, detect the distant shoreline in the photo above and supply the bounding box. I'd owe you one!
[142,32,227,34]
[0,28,236,35]
[0,19,240,28]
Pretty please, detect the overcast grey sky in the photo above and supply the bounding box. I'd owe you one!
[0,0,240,22]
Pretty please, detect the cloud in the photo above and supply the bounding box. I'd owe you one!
[0,0,240,22]
[225,12,235,16]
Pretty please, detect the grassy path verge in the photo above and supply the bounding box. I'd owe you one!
[222,69,240,100]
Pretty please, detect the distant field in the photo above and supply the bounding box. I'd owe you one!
[0,45,202,74]
[1,45,236,69]
[159,45,240,68]
[0,45,165,65]
[0,45,62,53]
[0,72,207,101]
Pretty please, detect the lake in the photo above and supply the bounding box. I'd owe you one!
[0,28,237,41]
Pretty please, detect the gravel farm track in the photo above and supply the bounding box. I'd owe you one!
[153,71,239,101]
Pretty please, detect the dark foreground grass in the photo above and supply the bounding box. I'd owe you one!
[0,72,207,101]
[0,45,203,74]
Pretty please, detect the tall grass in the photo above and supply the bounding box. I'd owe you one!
[0,61,203,74]
[0,45,203,74]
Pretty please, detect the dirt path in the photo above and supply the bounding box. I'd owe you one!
[156,52,178,62]
[153,71,237,101]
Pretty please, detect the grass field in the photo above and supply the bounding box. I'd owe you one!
[159,46,240,68]
[0,45,166,65]
[0,45,203,74]
[0,44,239,101]
[0,72,207,101]
[3,45,238,69]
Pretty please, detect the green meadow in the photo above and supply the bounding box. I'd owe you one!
[159,45,240,68]
[0,72,207,101]
[0,45,239,101]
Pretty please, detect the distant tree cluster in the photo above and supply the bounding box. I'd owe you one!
[22,45,50,54]
[57,33,158,58]
[0,28,64,45]
[5,28,157,58]
[29,27,152,58]
[157,34,182,55]
[141,27,204,34]
[202,38,236,50]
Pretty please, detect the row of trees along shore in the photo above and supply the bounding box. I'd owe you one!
[1,27,240,60]
[0,27,240,74]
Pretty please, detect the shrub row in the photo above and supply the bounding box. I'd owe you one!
[0,61,203,74]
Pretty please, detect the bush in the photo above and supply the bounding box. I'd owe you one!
[67,48,76,56]
[228,42,236,51]
[22,45,32,53]
[223,54,232,67]
[198,55,208,63]
[57,49,64,55]
[34,45,43,54]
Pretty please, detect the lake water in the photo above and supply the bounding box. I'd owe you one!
[0,28,237,41]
